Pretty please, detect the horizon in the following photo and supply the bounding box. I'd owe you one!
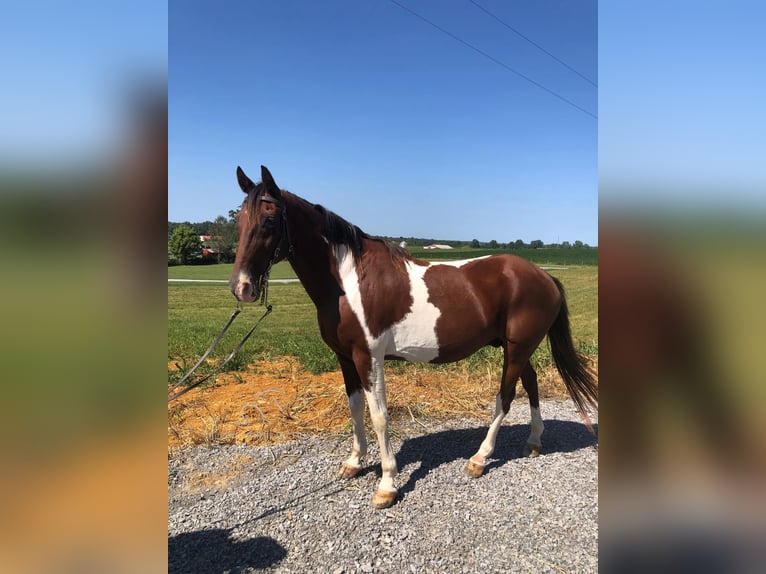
[167,217,597,248]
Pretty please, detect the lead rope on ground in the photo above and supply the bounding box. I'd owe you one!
[167,303,242,396]
[168,298,273,404]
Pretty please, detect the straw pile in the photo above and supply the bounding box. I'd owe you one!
[168,356,594,450]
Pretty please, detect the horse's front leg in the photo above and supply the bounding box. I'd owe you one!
[340,390,366,477]
[363,356,398,509]
[337,355,367,478]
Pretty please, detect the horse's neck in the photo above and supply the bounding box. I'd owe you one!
[284,194,345,308]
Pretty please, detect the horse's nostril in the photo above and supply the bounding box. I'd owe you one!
[235,280,257,302]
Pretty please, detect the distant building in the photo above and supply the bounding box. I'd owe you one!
[424,244,453,250]
[199,235,221,260]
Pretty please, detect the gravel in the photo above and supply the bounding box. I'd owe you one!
[169,399,598,573]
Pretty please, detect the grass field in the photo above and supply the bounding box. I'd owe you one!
[408,246,598,266]
[168,261,295,281]
[167,247,597,282]
[168,265,597,378]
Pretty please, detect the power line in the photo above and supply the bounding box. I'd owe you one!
[386,0,596,120]
[468,0,597,87]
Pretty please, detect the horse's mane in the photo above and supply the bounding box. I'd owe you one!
[291,194,411,267]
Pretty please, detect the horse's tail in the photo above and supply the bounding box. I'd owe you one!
[548,276,598,428]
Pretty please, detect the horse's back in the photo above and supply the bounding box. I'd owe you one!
[429,253,559,309]
[421,254,561,361]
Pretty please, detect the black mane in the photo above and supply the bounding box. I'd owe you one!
[246,185,411,266]
[243,182,266,211]
[295,195,411,266]
[313,203,368,262]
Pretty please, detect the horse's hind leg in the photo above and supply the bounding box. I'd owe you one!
[521,362,544,457]
[337,354,367,479]
[465,345,525,478]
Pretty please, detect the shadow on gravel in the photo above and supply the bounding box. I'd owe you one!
[169,528,286,573]
[396,420,598,498]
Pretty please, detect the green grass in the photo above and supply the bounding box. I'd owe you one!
[168,261,296,281]
[167,247,597,282]
[168,282,335,378]
[408,246,598,266]
[168,266,597,380]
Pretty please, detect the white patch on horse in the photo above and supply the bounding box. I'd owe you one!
[436,255,492,268]
[335,247,441,362]
[344,390,366,469]
[528,406,544,448]
[335,245,374,341]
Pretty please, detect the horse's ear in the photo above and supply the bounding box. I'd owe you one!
[261,165,282,199]
[236,166,256,194]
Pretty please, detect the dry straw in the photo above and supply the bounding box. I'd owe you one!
[168,356,596,451]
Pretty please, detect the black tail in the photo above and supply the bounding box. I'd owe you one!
[548,276,598,426]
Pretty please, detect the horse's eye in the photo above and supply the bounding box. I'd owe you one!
[263,216,276,230]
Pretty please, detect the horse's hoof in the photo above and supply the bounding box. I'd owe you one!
[523,443,541,458]
[464,459,485,478]
[371,489,397,509]
[338,463,362,479]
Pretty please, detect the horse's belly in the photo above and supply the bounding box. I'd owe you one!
[383,326,493,364]
[384,325,440,363]
[379,303,494,363]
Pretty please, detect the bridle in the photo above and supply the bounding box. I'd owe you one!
[256,193,294,307]
[167,192,295,403]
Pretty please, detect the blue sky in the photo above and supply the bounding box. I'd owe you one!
[169,0,598,245]
[0,0,167,167]
[2,3,762,245]
[600,1,766,212]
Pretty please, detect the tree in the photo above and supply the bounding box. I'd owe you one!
[488,239,498,249]
[530,239,544,249]
[169,224,201,264]
[470,239,481,248]
[574,240,584,249]
[562,241,571,249]
[192,220,214,236]
[511,239,526,249]
[209,214,239,263]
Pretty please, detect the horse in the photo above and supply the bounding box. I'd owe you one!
[230,165,597,509]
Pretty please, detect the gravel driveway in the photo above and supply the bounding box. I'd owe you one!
[169,399,598,573]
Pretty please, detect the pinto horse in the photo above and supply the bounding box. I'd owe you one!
[231,165,597,509]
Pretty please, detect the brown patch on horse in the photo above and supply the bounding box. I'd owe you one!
[358,240,414,339]
[423,255,560,364]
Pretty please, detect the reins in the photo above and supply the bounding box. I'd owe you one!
[168,192,293,404]
[167,303,272,403]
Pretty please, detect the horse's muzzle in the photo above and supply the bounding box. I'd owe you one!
[234,281,256,302]
[232,272,265,303]
[230,270,255,302]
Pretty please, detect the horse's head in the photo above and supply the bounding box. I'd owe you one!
[230,165,288,302]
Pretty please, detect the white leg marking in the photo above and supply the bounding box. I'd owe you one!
[472,393,507,466]
[344,390,367,469]
[527,406,544,448]
[364,358,398,493]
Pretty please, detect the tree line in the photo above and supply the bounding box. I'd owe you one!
[168,215,594,265]
[168,211,239,265]
[384,236,592,250]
